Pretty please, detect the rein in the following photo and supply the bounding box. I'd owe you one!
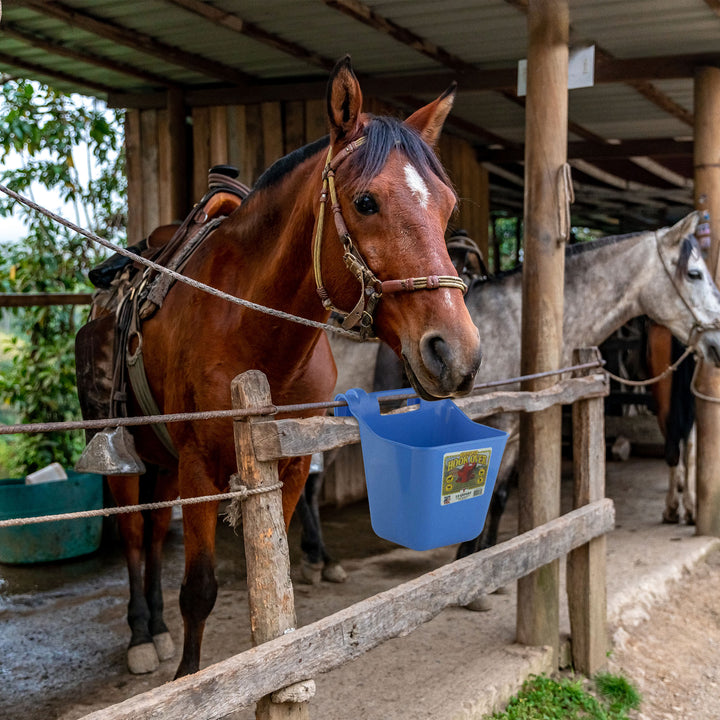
[312,138,466,340]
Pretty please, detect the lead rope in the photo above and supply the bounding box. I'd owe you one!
[603,342,696,388]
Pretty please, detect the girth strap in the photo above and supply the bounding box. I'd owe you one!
[125,283,179,459]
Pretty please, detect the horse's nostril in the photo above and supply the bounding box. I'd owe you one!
[420,334,451,378]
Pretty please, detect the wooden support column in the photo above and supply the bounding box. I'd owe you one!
[516,0,569,666]
[694,66,720,537]
[567,348,609,674]
[232,371,311,720]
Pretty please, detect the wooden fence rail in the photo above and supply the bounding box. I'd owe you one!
[79,355,610,720]
[80,500,614,720]
[0,292,93,307]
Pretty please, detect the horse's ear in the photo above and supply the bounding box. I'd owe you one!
[327,56,363,142]
[665,211,700,244]
[404,83,457,148]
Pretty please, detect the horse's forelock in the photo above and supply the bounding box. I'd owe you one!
[675,234,698,278]
[343,116,455,199]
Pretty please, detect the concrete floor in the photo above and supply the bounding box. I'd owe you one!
[0,455,716,720]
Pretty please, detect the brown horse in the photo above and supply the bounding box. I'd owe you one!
[76,57,481,678]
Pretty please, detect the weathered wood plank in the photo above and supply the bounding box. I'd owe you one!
[567,350,608,674]
[192,106,210,202]
[261,102,283,168]
[0,293,93,307]
[232,371,308,719]
[252,375,608,462]
[139,108,160,236]
[125,109,143,244]
[209,106,229,168]
[79,499,614,720]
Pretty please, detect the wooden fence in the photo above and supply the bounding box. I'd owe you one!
[80,353,613,720]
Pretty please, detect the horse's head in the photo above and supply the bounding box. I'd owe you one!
[315,57,482,399]
[643,212,720,366]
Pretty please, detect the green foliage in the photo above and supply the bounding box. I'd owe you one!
[595,672,641,717]
[489,673,641,720]
[0,80,126,474]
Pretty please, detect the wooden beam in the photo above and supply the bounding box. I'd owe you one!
[14,0,256,86]
[77,499,615,720]
[165,0,334,72]
[516,0,569,665]
[251,375,608,462]
[0,293,92,307]
[479,138,694,162]
[0,50,114,94]
[2,21,171,87]
[567,349,608,675]
[693,66,720,538]
[323,0,481,75]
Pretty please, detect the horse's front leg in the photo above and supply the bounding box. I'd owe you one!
[175,461,220,679]
[145,467,179,663]
[107,473,161,674]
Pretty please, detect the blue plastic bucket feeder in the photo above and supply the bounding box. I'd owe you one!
[336,388,508,551]
[0,471,103,564]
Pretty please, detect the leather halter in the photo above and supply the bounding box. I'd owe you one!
[312,138,467,340]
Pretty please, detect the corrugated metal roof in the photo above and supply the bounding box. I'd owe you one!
[1,0,719,229]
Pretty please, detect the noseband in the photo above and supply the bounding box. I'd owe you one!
[312,138,467,340]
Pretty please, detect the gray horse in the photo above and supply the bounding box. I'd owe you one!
[302,212,720,580]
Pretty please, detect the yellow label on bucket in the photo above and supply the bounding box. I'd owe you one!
[441,448,491,505]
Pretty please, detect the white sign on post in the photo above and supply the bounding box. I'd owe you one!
[517,45,595,97]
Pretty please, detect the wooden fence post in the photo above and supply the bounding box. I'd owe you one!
[693,65,720,537]
[516,0,569,666]
[232,370,311,720]
[567,349,609,674]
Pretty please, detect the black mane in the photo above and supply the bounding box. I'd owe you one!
[251,135,329,194]
[470,228,654,290]
[247,115,454,200]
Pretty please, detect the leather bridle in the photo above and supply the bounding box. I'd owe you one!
[312,137,467,340]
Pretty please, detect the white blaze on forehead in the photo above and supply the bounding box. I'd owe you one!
[403,163,429,208]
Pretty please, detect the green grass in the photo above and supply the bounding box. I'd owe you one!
[488,673,641,720]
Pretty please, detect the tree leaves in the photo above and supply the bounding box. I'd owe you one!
[0,80,126,473]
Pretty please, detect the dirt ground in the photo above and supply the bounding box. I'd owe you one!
[607,547,720,720]
[1,456,720,719]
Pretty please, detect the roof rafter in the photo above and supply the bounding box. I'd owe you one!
[323,0,688,190]
[3,20,173,88]
[504,0,695,188]
[163,0,335,72]
[0,49,114,94]
[12,0,256,86]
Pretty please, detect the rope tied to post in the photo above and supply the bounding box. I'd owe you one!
[224,474,284,529]
[0,481,283,529]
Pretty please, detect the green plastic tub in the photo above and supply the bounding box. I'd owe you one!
[0,471,103,564]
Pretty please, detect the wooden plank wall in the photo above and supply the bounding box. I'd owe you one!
[126,100,489,260]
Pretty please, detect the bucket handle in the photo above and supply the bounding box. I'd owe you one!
[334,387,421,418]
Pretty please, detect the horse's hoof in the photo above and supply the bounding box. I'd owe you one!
[464,595,492,612]
[685,514,696,526]
[322,561,347,583]
[662,510,680,524]
[153,632,175,661]
[127,642,159,674]
[300,559,324,585]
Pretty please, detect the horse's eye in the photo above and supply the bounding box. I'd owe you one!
[354,193,379,216]
[688,268,703,281]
